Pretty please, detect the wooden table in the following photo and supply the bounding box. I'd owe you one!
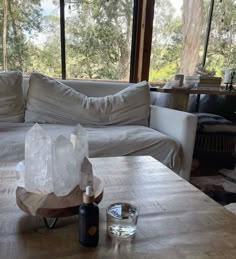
[0,156,236,258]
[150,86,236,111]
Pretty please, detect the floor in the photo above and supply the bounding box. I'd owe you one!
[190,159,236,206]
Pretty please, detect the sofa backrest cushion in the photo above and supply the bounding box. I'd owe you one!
[25,72,151,126]
[0,71,24,122]
[22,78,131,100]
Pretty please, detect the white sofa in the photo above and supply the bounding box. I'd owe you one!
[0,73,197,181]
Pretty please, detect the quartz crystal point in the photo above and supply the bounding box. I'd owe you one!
[25,123,53,194]
[80,157,93,191]
[70,124,89,158]
[24,123,89,196]
[70,124,90,189]
[52,135,79,196]
[16,160,25,188]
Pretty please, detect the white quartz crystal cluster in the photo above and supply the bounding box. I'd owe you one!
[23,123,92,196]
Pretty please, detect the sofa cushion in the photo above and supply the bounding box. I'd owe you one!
[0,123,181,173]
[0,71,24,122]
[194,113,236,133]
[25,73,150,126]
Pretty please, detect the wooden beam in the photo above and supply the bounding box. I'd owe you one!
[130,0,155,82]
[130,0,143,82]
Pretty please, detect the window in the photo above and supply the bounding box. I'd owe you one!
[0,1,235,82]
[31,0,61,78]
[0,0,61,77]
[204,0,236,77]
[0,0,133,80]
[65,1,133,80]
[149,0,211,84]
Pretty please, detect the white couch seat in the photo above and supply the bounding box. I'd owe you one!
[0,123,181,172]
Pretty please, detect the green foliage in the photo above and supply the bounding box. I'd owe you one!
[150,0,183,82]
[28,14,61,77]
[65,0,132,80]
[0,0,42,71]
[150,62,178,82]
[205,0,236,76]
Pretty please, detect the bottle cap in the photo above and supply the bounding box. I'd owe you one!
[83,186,95,204]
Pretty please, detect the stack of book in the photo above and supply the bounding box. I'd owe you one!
[198,76,222,88]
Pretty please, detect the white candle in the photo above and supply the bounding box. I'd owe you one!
[224,70,231,83]
[224,69,235,84]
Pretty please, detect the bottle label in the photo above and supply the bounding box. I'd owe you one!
[88,226,97,236]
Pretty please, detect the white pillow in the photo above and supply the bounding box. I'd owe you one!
[25,73,151,126]
[0,71,24,122]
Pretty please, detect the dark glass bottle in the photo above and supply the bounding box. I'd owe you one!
[79,186,99,247]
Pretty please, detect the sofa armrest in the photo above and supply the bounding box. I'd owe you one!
[149,105,197,181]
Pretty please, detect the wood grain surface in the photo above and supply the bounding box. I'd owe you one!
[0,156,236,259]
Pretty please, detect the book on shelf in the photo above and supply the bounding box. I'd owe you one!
[198,76,222,87]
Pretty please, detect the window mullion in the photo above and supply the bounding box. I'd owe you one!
[60,0,66,79]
